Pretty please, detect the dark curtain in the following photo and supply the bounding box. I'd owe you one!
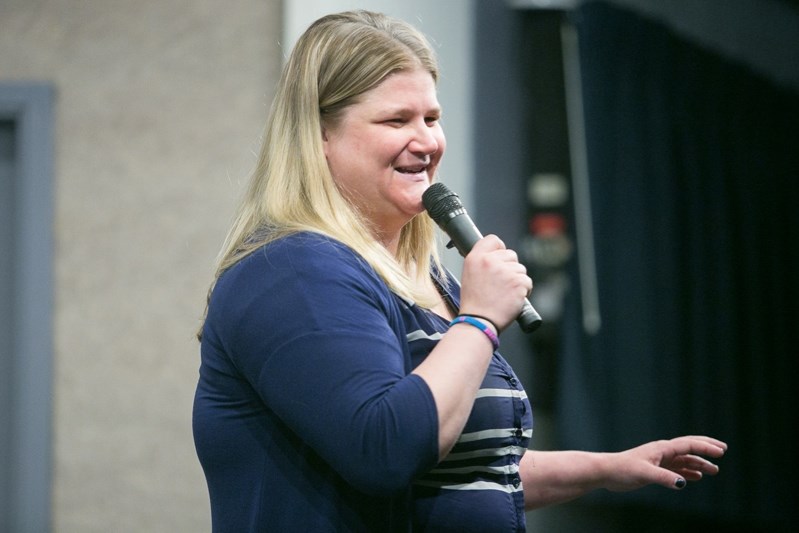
[557,2,799,528]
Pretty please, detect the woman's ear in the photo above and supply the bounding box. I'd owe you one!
[321,127,329,156]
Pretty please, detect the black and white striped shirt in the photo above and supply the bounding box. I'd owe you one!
[395,274,533,532]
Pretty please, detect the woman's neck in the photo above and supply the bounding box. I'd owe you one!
[376,230,402,258]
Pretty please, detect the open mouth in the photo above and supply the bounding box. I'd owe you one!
[395,164,428,175]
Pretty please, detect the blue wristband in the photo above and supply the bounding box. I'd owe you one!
[449,315,500,351]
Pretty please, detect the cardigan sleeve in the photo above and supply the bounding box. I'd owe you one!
[207,234,440,495]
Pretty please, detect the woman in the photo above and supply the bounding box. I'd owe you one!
[193,10,726,532]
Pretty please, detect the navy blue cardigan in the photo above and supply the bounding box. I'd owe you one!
[193,233,440,532]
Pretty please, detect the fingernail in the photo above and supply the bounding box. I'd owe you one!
[675,478,686,489]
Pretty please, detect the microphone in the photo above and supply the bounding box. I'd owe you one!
[422,182,542,333]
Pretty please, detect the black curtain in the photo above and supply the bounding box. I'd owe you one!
[558,2,799,528]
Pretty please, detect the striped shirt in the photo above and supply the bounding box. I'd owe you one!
[396,274,534,532]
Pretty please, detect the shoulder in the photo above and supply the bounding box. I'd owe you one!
[204,231,408,362]
[209,232,393,322]
[230,231,379,289]
[263,232,370,271]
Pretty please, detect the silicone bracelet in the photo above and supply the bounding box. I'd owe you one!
[449,315,500,351]
[460,313,500,335]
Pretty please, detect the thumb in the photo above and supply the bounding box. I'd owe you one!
[637,461,689,491]
[654,468,687,490]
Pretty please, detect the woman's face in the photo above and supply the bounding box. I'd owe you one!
[323,67,446,243]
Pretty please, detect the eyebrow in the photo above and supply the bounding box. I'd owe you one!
[380,105,443,117]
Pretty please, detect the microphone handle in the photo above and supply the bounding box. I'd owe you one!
[516,299,543,333]
[443,214,542,333]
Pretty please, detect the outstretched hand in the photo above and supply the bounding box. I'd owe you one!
[604,435,727,492]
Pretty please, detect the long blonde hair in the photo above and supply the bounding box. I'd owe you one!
[200,11,445,335]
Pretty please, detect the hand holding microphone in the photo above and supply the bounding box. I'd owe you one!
[422,182,542,333]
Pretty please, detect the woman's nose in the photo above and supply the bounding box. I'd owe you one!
[409,120,439,155]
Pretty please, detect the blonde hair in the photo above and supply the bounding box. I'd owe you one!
[200,11,445,335]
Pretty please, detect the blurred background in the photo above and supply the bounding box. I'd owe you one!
[1,0,797,531]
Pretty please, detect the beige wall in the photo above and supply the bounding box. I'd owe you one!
[0,0,281,530]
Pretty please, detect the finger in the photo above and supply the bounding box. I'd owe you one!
[658,454,722,490]
[678,453,721,470]
[667,436,727,458]
[485,248,519,263]
[638,461,688,491]
[651,466,693,491]
[473,234,505,252]
[680,435,728,452]
[500,249,519,263]
[667,454,721,476]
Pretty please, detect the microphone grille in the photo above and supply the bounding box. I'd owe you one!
[422,182,463,223]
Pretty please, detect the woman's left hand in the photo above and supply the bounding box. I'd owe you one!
[603,435,727,491]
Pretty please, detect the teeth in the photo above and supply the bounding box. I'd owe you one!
[397,166,425,174]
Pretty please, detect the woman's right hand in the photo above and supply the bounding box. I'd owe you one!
[458,235,533,332]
